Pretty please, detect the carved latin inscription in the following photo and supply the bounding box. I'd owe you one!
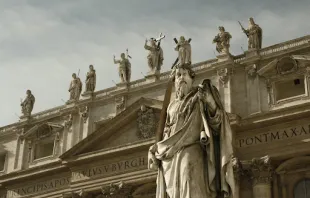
[237,124,310,148]
[71,156,147,182]
[7,177,70,198]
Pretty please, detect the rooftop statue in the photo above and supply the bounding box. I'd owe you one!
[213,26,232,54]
[144,33,165,74]
[68,73,82,102]
[239,17,262,50]
[84,64,96,93]
[113,50,131,83]
[173,36,192,67]
[21,90,35,117]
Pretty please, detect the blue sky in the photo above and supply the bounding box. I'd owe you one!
[0,0,309,126]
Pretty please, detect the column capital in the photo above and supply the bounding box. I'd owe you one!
[250,155,274,185]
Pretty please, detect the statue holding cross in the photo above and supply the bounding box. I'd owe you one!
[173,36,192,67]
[144,33,165,74]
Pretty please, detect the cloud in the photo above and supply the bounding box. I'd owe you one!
[0,0,310,126]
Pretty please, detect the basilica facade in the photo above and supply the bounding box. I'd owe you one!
[0,31,310,197]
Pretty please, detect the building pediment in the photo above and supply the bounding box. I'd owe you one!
[60,97,162,161]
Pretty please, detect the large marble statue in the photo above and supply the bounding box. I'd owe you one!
[113,51,131,83]
[85,65,96,93]
[213,26,232,54]
[148,65,235,198]
[144,37,164,74]
[68,73,82,101]
[239,17,262,50]
[174,36,192,66]
[21,90,35,116]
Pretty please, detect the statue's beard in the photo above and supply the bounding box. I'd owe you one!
[176,81,191,99]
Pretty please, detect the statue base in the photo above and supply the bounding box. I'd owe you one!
[245,49,260,58]
[116,82,129,90]
[66,99,78,105]
[145,70,160,83]
[216,53,233,63]
[19,115,31,122]
[81,91,94,99]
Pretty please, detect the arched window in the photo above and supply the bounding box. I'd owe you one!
[294,179,310,198]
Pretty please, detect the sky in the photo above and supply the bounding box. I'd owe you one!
[0,0,309,127]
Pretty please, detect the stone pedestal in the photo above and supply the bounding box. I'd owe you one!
[250,156,273,198]
[81,91,94,99]
[245,49,259,58]
[216,53,234,63]
[116,82,129,90]
[145,71,160,83]
[19,115,31,122]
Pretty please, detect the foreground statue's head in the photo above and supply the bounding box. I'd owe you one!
[26,90,31,95]
[89,65,94,70]
[171,65,195,99]
[72,73,77,79]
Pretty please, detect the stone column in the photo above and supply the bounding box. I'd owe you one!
[250,156,274,198]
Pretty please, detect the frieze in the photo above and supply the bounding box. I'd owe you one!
[7,176,70,198]
[71,156,147,182]
[237,123,310,148]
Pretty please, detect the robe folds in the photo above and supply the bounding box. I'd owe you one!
[149,80,235,198]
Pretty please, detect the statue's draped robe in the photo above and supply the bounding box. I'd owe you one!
[69,78,82,100]
[21,94,35,115]
[152,82,234,198]
[246,24,262,49]
[144,44,164,72]
[85,70,96,92]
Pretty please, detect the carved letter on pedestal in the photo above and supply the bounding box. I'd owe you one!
[250,156,274,198]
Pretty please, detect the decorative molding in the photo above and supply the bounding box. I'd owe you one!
[217,68,233,84]
[246,64,257,78]
[232,157,244,182]
[250,155,274,185]
[137,105,157,139]
[79,106,89,123]
[115,96,127,114]
[101,181,132,197]
[64,114,73,129]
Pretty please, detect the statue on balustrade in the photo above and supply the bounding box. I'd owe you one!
[213,26,232,54]
[68,73,82,102]
[148,63,235,197]
[113,50,131,83]
[21,90,35,116]
[85,64,96,93]
[173,36,192,66]
[144,33,165,74]
[239,17,262,50]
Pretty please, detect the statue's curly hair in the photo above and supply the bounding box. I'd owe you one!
[170,64,195,82]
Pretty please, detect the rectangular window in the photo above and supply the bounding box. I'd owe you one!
[275,76,305,101]
[34,141,54,160]
[0,153,6,171]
